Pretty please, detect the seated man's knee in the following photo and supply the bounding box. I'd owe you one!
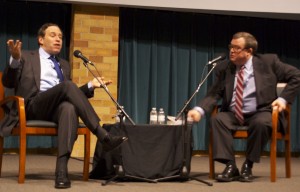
[250,117,270,127]
[58,101,76,114]
[60,81,78,92]
[249,115,272,135]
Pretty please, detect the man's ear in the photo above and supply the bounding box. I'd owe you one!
[246,48,253,55]
[38,36,43,45]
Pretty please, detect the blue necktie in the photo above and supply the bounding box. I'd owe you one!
[49,56,64,82]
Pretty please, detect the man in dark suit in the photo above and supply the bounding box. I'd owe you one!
[1,23,127,189]
[188,32,300,182]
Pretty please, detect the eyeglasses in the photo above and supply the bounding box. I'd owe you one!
[228,44,247,53]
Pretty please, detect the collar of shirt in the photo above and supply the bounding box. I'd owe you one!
[39,47,61,91]
[243,56,253,71]
[39,47,51,60]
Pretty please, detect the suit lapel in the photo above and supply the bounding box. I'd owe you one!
[225,57,264,105]
[30,50,41,89]
[225,63,236,104]
[252,56,264,104]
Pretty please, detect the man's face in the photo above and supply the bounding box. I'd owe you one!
[38,26,62,55]
[229,37,251,66]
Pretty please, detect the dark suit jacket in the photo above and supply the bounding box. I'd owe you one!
[198,54,300,133]
[0,50,93,136]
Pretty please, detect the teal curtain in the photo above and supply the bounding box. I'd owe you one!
[118,8,300,152]
[0,1,71,148]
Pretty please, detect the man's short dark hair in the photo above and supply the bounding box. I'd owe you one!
[37,23,62,45]
[233,32,258,54]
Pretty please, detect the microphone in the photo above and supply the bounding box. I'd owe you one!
[73,50,94,65]
[207,54,226,65]
[74,50,109,90]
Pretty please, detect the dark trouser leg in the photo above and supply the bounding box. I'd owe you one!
[53,102,79,172]
[26,81,107,140]
[244,111,272,163]
[211,111,272,164]
[212,112,242,182]
[211,112,238,163]
[26,81,126,154]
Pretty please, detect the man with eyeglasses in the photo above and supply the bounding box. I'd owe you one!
[188,32,300,182]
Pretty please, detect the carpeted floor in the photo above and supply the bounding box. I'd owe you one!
[0,154,299,192]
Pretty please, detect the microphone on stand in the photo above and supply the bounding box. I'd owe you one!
[73,50,95,66]
[72,50,135,125]
[73,50,108,90]
[206,54,226,65]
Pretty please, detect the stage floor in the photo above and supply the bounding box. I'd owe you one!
[1,154,300,192]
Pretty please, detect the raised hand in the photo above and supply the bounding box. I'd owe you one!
[91,77,112,88]
[7,39,22,60]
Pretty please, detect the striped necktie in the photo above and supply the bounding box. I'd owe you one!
[234,65,245,125]
[49,56,64,82]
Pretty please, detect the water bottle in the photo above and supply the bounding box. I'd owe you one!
[158,108,165,125]
[149,107,158,124]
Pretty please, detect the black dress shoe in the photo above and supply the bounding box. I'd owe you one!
[216,164,240,182]
[102,135,128,152]
[55,171,71,189]
[239,163,254,182]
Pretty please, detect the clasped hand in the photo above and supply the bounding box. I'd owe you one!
[271,98,286,112]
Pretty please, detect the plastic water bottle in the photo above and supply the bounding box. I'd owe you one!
[150,107,158,124]
[158,108,165,125]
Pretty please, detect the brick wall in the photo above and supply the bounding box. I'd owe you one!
[70,5,119,157]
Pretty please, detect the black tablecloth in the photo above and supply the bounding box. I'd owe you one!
[89,123,193,180]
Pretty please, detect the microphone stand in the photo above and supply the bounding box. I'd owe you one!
[81,61,135,125]
[81,58,155,186]
[101,111,156,186]
[174,62,218,187]
[175,63,217,121]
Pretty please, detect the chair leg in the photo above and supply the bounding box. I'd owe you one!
[0,137,3,177]
[270,136,276,182]
[209,149,215,179]
[285,139,291,178]
[209,129,215,179]
[19,133,27,183]
[83,131,90,181]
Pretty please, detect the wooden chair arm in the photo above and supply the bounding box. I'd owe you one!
[271,106,279,142]
[0,95,27,134]
[0,95,25,107]
[284,105,291,133]
[271,104,290,138]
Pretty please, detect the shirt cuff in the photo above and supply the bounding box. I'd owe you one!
[277,97,287,105]
[88,81,94,92]
[193,106,205,117]
[9,56,21,68]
